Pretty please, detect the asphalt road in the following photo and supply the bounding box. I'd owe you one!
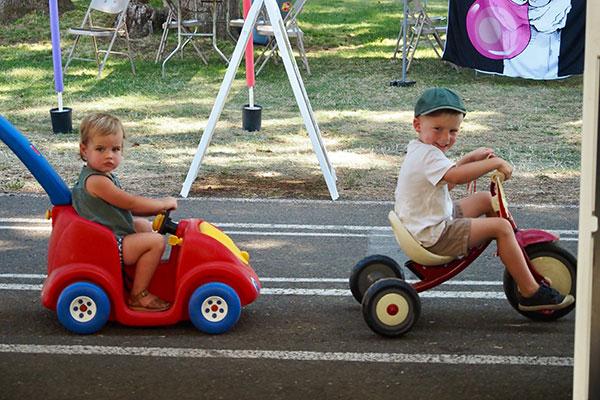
[0,195,579,400]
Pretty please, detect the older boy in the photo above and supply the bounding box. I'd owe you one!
[394,87,574,311]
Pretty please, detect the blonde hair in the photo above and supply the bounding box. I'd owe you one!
[79,113,125,160]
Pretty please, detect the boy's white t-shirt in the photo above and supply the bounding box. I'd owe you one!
[394,139,455,247]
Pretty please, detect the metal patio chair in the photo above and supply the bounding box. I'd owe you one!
[392,0,446,72]
[156,0,229,77]
[63,0,135,78]
[254,0,310,75]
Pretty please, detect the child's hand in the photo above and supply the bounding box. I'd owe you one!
[497,159,513,180]
[469,147,495,161]
[161,197,178,211]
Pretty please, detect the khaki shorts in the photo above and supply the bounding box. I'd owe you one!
[426,202,471,258]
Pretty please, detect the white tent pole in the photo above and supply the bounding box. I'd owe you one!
[180,0,264,197]
[263,0,338,199]
[180,0,338,200]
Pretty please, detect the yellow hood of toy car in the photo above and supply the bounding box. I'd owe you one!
[199,221,250,265]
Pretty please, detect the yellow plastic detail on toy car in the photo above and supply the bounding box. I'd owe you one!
[199,222,250,264]
[152,213,165,232]
[168,235,183,246]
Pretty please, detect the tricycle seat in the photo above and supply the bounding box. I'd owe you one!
[388,211,454,266]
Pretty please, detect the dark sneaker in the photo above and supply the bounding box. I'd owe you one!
[518,283,575,311]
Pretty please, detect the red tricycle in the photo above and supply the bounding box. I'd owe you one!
[0,116,260,335]
[349,172,576,337]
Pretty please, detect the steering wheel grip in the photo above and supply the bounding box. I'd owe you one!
[152,210,172,234]
[491,171,506,183]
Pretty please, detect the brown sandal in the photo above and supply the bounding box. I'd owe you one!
[128,289,170,312]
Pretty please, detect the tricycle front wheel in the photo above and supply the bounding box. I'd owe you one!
[503,242,576,321]
[361,278,420,337]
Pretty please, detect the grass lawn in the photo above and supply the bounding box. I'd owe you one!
[0,0,583,204]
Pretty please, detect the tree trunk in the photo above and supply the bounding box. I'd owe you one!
[0,0,239,39]
[0,0,74,21]
[129,0,240,38]
[126,0,168,38]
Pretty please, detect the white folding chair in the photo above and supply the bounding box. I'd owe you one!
[392,0,446,72]
[63,0,135,78]
[254,0,310,76]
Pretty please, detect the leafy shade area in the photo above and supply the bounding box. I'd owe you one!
[0,0,582,204]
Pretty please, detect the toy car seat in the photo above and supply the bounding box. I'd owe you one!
[388,211,454,266]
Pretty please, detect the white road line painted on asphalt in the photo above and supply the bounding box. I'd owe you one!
[261,278,502,285]
[0,218,580,233]
[179,195,579,209]
[0,344,573,367]
[260,288,506,298]
[0,218,50,223]
[0,273,47,279]
[216,222,392,231]
[0,274,504,286]
[0,283,42,290]
[0,283,505,299]
[0,226,577,241]
[0,219,392,231]
[0,222,579,240]
[0,192,580,209]
[0,226,51,231]
[226,231,389,238]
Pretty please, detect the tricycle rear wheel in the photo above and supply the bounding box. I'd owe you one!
[503,242,576,321]
[349,255,403,303]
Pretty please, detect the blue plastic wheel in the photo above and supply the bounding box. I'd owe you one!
[188,283,241,334]
[56,282,110,334]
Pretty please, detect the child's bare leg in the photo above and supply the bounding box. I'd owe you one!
[123,232,166,306]
[134,217,153,233]
[458,192,495,218]
[469,218,539,297]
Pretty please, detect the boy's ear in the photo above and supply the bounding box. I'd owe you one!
[413,117,421,133]
[79,143,87,160]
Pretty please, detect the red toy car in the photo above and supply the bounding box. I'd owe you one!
[0,116,260,335]
[42,208,261,334]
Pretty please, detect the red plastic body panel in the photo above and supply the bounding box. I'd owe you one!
[405,229,558,293]
[407,242,491,293]
[41,206,261,327]
[515,229,558,248]
[516,228,559,283]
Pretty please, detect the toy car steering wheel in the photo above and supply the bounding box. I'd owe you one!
[152,210,178,235]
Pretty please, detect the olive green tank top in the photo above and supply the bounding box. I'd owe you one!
[72,165,135,237]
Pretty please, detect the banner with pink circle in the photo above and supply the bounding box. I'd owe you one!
[442,0,584,80]
[466,0,530,60]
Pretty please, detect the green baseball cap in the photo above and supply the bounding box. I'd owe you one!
[414,87,466,117]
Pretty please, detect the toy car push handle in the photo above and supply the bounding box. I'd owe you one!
[0,116,71,205]
[152,210,179,236]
